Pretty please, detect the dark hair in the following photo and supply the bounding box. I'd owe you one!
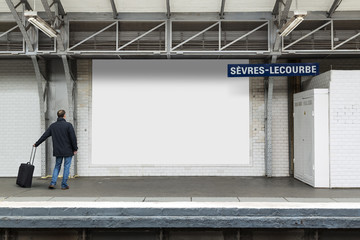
[57,109,66,118]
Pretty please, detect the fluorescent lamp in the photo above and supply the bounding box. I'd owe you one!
[279,11,307,37]
[24,11,57,38]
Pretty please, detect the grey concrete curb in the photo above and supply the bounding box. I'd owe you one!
[1,203,360,229]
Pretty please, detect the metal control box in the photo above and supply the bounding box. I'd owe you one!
[293,89,329,188]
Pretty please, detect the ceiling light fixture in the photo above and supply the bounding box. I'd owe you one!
[24,11,57,38]
[279,11,307,37]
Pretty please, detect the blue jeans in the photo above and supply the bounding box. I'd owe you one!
[50,156,72,188]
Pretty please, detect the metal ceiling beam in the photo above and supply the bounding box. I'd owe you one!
[333,31,360,50]
[220,22,268,50]
[61,55,75,123]
[110,0,117,19]
[166,19,171,58]
[118,21,166,51]
[3,11,360,22]
[61,55,77,176]
[172,22,220,51]
[40,0,67,51]
[56,31,65,51]
[52,0,65,16]
[2,14,360,56]
[54,1,66,51]
[327,0,342,18]
[265,75,273,178]
[31,55,47,176]
[272,0,293,27]
[272,0,282,16]
[0,25,18,38]
[68,21,117,51]
[165,0,171,57]
[166,0,170,19]
[265,0,293,177]
[220,0,226,19]
[5,0,34,52]
[19,0,33,11]
[41,0,55,22]
[283,21,331,50]
[280,0,292,25]
[64,12,273,21]
[272,0,293,54]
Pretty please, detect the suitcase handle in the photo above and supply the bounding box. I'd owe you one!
[29,146,36,165]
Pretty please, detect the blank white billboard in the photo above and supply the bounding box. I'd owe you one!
[92,60,249,166]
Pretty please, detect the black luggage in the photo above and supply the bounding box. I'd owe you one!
[16,146,36,188]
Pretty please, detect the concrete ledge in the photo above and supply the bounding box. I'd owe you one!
[1,202,360,229]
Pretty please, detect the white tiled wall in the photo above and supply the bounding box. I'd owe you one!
[0,59,290,177]
[75,60,92,177]
[329,71,360,188]
[75,60,289,176]
[3,58,360,178]
[250,77,266,176]
[0,60,43,177]
[302,70,360,188]
[272,77,289,176]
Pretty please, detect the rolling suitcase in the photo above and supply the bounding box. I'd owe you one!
[16,146,36,188]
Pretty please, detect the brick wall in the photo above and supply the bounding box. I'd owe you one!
[75,60,92,176]
[0,60,43,177]
[250,77,266,176]
[329,71,360,187]
[301,70,360,187]
[251,61,289,177]
[272,77,289,176]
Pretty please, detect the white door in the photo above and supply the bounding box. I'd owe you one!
[294,100,304,181]
[302,97,315,185]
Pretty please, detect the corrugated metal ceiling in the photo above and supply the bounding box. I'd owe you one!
[0,0,360,13]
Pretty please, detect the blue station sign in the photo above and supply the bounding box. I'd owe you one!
[228,63,319,77]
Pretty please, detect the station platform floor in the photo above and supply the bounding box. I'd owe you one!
[1,177,360,229]
[1,176,360,202]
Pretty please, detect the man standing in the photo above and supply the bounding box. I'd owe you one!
[34,110,78,190]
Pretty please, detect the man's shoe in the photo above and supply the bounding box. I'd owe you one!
[48,185,55,189]
[61,186,70,190]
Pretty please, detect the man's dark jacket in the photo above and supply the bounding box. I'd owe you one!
[35,118,78,157]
